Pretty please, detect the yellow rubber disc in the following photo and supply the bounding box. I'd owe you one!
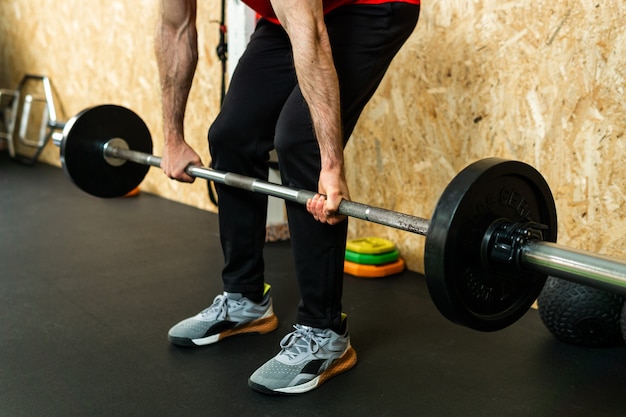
[345,237,396,255]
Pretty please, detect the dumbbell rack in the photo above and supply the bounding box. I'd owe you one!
[0,74,65,165]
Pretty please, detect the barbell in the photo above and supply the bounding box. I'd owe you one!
[23,101,626,332]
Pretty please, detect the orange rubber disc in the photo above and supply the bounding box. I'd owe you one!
[344,258,405,278]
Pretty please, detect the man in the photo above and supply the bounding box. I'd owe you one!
[156,0,419,394]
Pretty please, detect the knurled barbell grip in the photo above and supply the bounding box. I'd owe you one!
[338,200,430,235]
[192,161,432,234]
[104,143,431,235]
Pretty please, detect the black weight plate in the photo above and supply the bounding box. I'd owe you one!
[60,105,152,198]
[424,158,557,332]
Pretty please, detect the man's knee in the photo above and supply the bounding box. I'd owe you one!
[208,115,237,157]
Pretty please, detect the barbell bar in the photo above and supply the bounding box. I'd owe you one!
[50,104,626,332]
[106,143,432,236]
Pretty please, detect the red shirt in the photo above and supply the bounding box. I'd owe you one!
[242,0,420,24]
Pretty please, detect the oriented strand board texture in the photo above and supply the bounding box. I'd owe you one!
[2,0,625,273]
[345,0,626,273]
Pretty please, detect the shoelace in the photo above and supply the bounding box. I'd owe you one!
[279,325,331,360]
[200,295,239,321]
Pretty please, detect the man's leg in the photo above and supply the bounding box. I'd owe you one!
[276,3,420,331]
[208,19,297,299]
[249,3,420,394]
[168,20,297,347]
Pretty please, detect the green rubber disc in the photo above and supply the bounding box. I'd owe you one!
[345,249,400,265]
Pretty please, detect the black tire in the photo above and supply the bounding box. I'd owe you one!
[537,277,624,347]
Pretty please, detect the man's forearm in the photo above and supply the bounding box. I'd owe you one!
[272,1,345,173]
[155,0,199,144]
[295,30,344,173]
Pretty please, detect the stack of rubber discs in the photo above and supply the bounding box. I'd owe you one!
[344,237,405,278]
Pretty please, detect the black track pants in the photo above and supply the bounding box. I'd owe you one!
[208,3,420,331]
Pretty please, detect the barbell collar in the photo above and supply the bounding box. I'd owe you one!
[482,217,626,295]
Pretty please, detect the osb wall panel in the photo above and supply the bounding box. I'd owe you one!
[345,0,626,273]
[0,0,222,211]
[2,1,626,274]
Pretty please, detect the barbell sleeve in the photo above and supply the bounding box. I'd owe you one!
[521,241,626,295]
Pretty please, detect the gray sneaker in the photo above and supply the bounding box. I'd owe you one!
[168,283,278,347]
[248,315,357,394]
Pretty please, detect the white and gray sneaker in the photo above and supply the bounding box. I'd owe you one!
[168,283,278,347]
[248,315,357,394]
